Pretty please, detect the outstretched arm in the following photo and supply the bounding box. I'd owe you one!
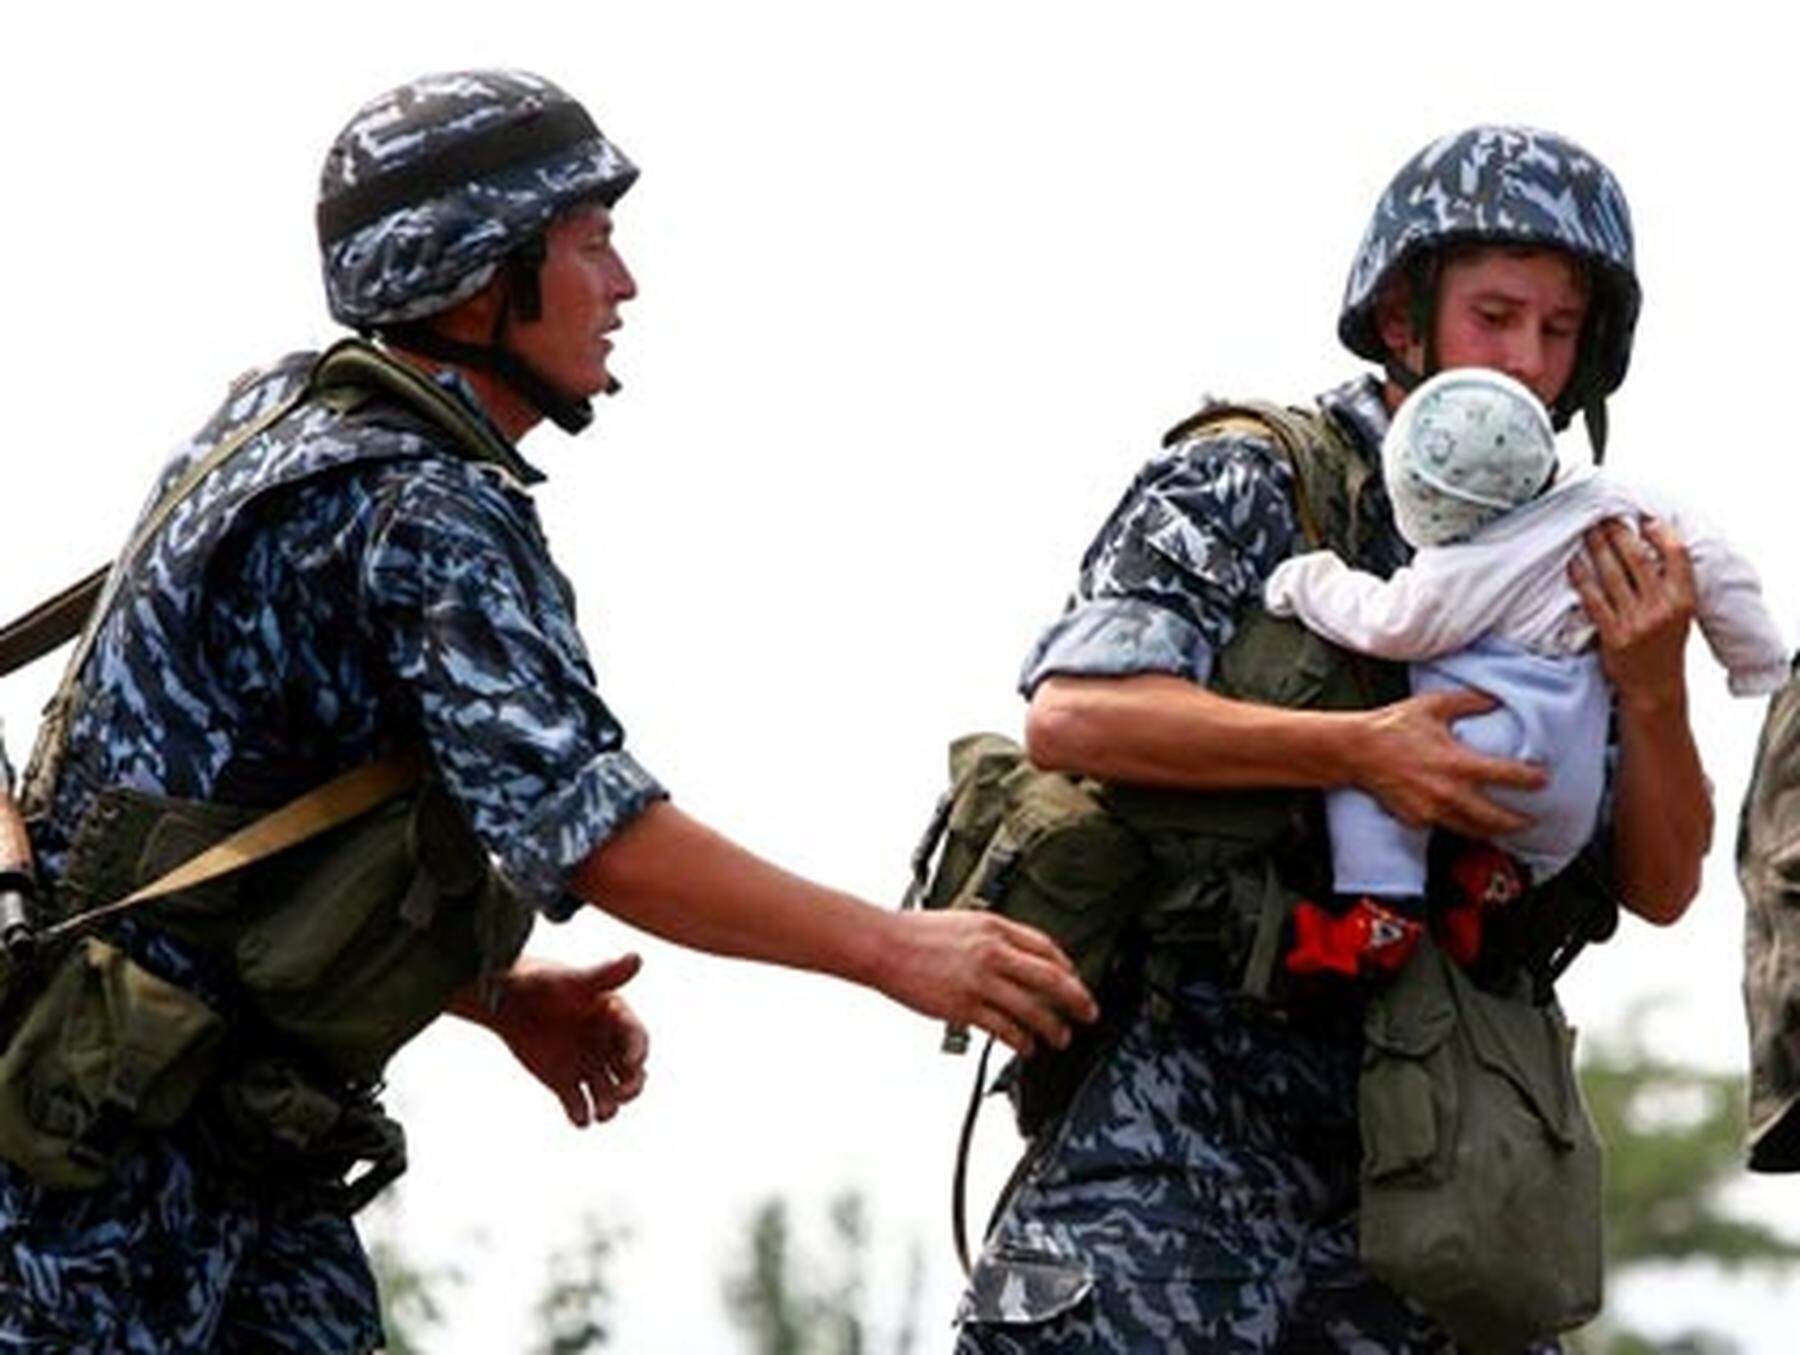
[566,801,1099,1057]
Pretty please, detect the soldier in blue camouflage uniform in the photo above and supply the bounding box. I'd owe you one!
[956,126,1712,1351]
[0,70,1095,1353]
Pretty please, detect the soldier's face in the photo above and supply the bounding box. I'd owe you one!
[1384,248,1589,409]
[513,203,638,399]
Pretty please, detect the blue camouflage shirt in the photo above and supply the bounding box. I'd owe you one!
[32,350,664,922]
[1021,374,1406,694]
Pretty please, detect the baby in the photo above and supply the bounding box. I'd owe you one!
[1264,367,1788,974]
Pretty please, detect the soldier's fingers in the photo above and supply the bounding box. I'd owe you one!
[986,972,1075,1050]
[1640,516,1697,599]
[1415,687,1498,724]
[1583,523,1640,604]
[1456,749,1547,792]
[991,941,1098,1024]
[602,998,649,1072]
[611,1064,648,1103]
[1598,518,1660,595]
[587,1080,620,1123]
[971,1004,1036,1059]
[1568,552,1620,637]
[1443,788,1532,838]
[557,1078,592,1129]
[988,914,1079,972]
[585,952,643,992]
[575,1042,635,1105]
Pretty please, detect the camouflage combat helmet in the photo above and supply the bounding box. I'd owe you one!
[1338,126,1640,458]
[317,70,638,433]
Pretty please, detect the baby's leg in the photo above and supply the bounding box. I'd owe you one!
[1326,787,1430,897]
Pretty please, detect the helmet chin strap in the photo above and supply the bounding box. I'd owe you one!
[377,240,606,436]
[1382,256,1440,397]
[1581,399,1608,464]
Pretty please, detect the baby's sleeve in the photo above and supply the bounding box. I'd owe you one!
[1264,549,1476,660]
[1673,509,1791,696]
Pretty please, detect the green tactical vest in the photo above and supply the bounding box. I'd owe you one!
[0,341,536,1201]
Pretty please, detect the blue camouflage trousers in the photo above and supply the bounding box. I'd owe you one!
[0,1134,382,1354]
[955,978,1551,1353]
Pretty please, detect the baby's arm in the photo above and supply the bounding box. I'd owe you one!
[1673,513,1790,695]
[1263,550,1485,660]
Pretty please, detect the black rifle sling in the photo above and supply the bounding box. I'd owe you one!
[0,567,108,683]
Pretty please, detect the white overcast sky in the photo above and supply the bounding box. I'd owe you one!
[3,3,1799,1350]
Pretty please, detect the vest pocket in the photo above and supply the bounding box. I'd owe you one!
[1358,953,1458,1184]
[956,1243,1095,1328]
[1357,941,1604,1345]
[0,937,222,1188]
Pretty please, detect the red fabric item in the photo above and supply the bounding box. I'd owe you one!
[1284,898,1423,978]
[1435,843,1528,965]
[1436,899,1484,968]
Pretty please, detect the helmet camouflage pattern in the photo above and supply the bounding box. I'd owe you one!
[318,69,638,328]
[1338,126,1641,430]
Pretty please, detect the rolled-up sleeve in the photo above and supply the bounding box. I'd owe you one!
[1020,434,1303,695]
[362,465,665,919]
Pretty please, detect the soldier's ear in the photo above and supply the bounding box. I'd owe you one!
[1375,277,1424,371]
[429,274,510,346]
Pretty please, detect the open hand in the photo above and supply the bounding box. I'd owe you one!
[874,911,1099,1057]
[493,954,650,1128]
[1355,688,1547,836]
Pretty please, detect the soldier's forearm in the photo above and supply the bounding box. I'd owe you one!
[566,800,892,987]
[1025,673,1367,792]
[1609,686,1709,925]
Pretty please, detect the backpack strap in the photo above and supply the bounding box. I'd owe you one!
[309,338,537,487]
[6,753,425,963]
[1163,397,1370,558]
[0,567,109,684]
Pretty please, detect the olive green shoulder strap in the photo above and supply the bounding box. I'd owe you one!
[9,753,425,962]
[309,338,535,486]
[1162,398,1369,557]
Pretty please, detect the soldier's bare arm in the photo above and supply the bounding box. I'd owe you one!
[1027,672,1545,839]
[567,800,1098,1056]
[1569,516,1709,922]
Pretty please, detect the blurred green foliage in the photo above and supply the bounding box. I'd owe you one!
[533,1213,627,1354]
[723,1189,922,1355]
[1575,1008,1800,1355]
